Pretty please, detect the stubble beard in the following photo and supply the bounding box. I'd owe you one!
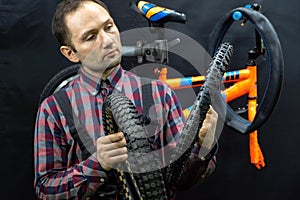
[80,49,122,78]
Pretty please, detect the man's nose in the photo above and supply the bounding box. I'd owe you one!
[99,32,114,48]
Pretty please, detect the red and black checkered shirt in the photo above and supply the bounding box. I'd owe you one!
[34,65,215,199]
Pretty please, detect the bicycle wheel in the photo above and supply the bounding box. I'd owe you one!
[39,64,80,105]
[208,6,284,134]
[103,93,168,200]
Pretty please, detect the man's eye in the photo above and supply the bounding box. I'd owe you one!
[105,24,114,32]
[86,34,96,41]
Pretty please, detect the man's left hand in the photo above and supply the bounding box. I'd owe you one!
[198,105,218,150]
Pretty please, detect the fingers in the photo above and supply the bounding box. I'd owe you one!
[99,146,128,165]
[198,106,218,149]
[203,106,218,128]
[199,106,215,134]
[199,125,208,141]
[96,132,128,170]
[206,105,218,121]
[100,132,125,144]
[104,146,128,157]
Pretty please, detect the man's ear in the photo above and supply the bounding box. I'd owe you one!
[60,46,80,63]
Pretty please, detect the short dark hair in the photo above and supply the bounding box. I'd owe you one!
[51,0,109,48]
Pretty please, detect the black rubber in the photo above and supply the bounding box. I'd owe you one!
[208,7,284,134]
[103,93,168,200]
[166,43,233,185]
[39,64,80,105]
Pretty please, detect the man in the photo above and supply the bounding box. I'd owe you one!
[34,0,218,199]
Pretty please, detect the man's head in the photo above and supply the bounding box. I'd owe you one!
[52,0,122,78]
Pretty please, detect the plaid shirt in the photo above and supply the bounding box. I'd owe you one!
[34,65,215,199]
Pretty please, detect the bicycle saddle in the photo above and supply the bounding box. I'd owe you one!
[131,1,187,26]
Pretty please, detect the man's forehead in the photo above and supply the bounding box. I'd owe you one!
[65,1,112,36]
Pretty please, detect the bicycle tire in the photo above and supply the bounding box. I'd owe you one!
[208,7,284,134]
[103,93,168,200]
[38,64,80,105]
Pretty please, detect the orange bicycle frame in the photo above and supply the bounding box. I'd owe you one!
[155,63,265,169]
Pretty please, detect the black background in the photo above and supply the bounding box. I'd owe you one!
[0,0,299,199]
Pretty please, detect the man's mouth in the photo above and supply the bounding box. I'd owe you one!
[105,49,118,58]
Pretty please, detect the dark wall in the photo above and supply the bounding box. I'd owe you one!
[0,0,72,198]
[0,0,298,199]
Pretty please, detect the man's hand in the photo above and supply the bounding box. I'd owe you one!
[198,105,218,150]
[96,132,128,171]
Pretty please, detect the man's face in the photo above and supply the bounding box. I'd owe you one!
[65,1,122,78]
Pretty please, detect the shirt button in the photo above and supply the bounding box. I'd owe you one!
[100,177,105,183]
[92,90,98,96]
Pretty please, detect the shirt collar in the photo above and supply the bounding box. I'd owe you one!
[79,65,123,96]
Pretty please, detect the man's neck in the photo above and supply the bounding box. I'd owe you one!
[81,65,118,80]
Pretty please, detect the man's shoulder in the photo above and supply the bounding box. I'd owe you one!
[39,80,76,111]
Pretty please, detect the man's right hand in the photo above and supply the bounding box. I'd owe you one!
[96,132,128,171]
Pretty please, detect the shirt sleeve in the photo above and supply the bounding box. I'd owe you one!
[174,145,217,190]
[33,98,108,199]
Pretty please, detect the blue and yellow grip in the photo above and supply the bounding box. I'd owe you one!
[137,1,174,22]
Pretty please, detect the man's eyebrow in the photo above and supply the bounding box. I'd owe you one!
[80,29,97,40]
[80,18,113,39]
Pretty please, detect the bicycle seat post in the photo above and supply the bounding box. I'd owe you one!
[132,1,187,37]
[127,1,187,65]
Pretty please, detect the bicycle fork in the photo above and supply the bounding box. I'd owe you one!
[247,64,265,169]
